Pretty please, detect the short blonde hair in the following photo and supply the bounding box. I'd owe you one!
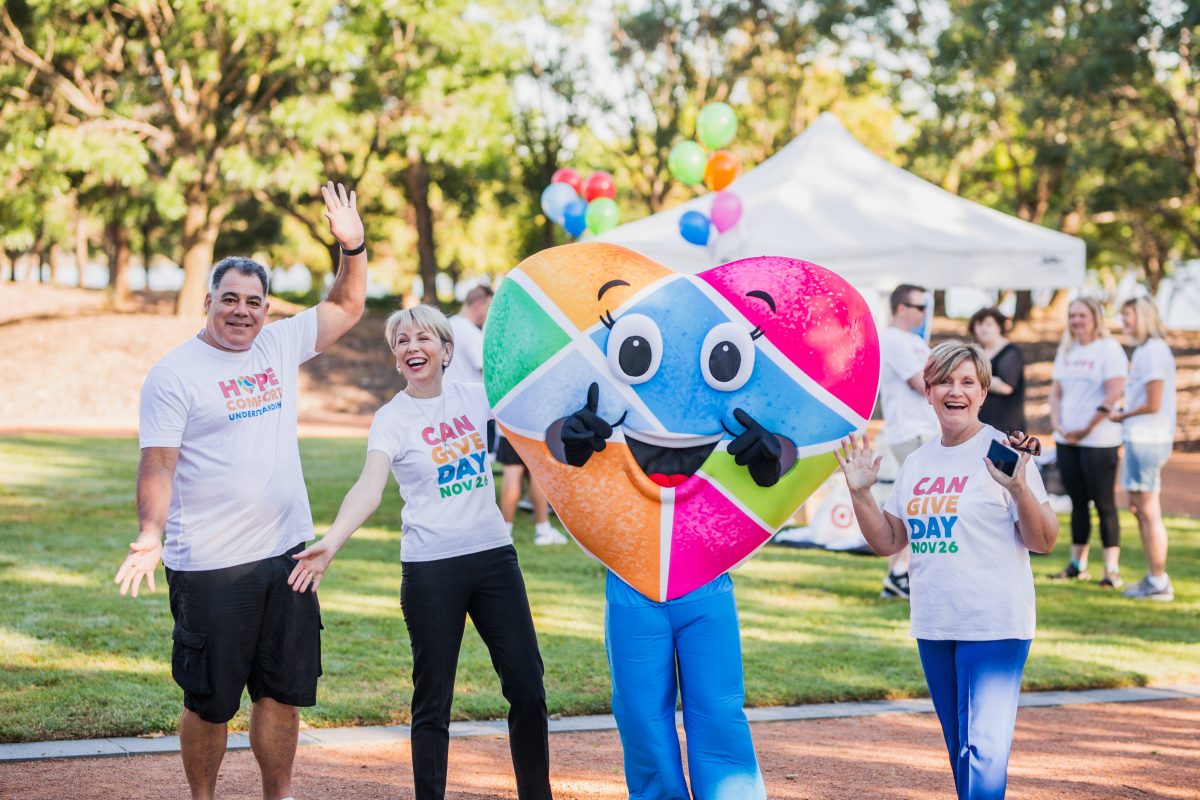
[923,339,992,391]
[1059,296,1110,356]
[1122,296,1166,345]
[384,304,454,352]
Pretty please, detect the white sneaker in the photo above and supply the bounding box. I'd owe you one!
[534,523,568,546]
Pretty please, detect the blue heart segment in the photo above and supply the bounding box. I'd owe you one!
[496,345,657,437]
[590,278,855,445]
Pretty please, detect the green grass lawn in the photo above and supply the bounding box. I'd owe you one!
[1,435,1197,743]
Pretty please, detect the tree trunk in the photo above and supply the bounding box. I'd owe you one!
[1013,290,1033,321]
[405,144,439,307]
[141,217,155,289]
[4,250,17,282]
[105,217,133,308]
[176,192,221,316]
[327,242,341,279]
[48,243,61,285]
[74,213,89,287]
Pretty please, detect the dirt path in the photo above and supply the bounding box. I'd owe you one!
[1,699,1196,799]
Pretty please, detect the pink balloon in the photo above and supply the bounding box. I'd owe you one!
[710,191,743,233]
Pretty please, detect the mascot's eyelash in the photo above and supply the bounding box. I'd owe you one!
[600,310,616,329]
[750,325,764,340]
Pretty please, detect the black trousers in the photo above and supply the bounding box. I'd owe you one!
[400,545,551,800]
[1057,443,1121,549]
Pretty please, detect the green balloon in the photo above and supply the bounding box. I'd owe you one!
[697,102,738,149]
[668,141,707,186]
[585,197,620,234]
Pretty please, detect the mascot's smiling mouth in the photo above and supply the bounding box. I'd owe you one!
[622,429,722,488]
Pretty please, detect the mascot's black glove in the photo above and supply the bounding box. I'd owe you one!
[561,382,614,467]
[727,408,782,488]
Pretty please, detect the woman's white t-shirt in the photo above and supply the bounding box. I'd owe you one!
[883,425,1048,641]
[368,382,510,562]
[1052,338,1128,448]
[1123,338,1176,445]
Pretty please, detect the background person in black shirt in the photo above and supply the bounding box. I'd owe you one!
[969,307,1027,433]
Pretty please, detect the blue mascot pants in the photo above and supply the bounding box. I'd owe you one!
[917,638,1032,800]
[605,572,766,800]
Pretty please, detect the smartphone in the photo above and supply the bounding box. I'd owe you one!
[987,439,1020,477]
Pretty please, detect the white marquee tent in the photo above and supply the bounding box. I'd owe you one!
[598,113,1086,292]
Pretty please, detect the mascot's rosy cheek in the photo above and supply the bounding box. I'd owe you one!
[483,243,880,601]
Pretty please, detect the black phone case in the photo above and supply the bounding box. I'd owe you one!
[987,439,1019,476]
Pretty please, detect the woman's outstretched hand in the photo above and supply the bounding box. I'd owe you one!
[289,539,337,593]
[835,432,882,492]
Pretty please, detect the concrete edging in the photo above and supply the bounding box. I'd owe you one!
[3,684,1197,764]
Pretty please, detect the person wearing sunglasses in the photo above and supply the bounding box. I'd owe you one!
[876,284,941,600]
[837,339,1059,800]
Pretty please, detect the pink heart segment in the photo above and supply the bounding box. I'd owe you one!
[698,256,879,418]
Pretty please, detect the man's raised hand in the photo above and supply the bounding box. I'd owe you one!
[321,181,364,251]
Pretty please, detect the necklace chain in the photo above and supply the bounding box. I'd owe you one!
[405,386,446,430]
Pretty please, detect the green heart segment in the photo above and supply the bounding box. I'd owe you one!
[483,278,572,408]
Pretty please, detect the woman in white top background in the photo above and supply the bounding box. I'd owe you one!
[1049,297,1128,587]
[837,340,1058,800]
[1111,297,1177,601]
[288,305,553,800]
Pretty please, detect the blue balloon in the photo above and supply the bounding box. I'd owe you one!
[541,183,578,226]
[678,210,711,246]
[563,199,588,237]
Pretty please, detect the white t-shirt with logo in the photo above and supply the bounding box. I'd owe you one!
[443,314,484,385]
[883,425,1048,641]
[368,381,510,562]
[1123,338,1176,445]
[139,309,320,571]
[1052,338,1128,448]
[878,326,939,444]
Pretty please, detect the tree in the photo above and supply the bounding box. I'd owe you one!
[1,0,356,314]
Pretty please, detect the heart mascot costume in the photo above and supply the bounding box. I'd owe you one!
[483,243,880,799]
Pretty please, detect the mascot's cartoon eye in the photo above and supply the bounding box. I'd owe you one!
[700,322,755,391]
[606,313,663,385]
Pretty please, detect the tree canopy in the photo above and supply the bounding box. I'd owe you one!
[1,0,1196,313]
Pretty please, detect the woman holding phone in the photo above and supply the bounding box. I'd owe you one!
[837,339,1058,800]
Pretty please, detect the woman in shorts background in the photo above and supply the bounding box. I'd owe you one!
[1111,297,1177,601]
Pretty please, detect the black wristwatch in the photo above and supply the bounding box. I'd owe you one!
[341,241,366,256]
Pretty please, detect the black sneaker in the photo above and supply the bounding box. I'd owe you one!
[881,571,910,600]
[1050,563,1091,581]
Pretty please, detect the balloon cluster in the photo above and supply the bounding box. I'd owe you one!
[668,102,743,247]
[540,168,620,238]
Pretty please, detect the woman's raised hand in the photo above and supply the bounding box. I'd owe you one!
[835,432,882,492]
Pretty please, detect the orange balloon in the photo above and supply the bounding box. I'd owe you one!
[704,150,741,191]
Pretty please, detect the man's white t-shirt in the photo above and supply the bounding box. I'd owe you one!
[443,314,484,385]
[878,326,939,444]
[883,425,1048,641]
[139,309,320,571]
[1052,338,1128,447]
[1123,338,1176,444]
[368,382,510,562]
